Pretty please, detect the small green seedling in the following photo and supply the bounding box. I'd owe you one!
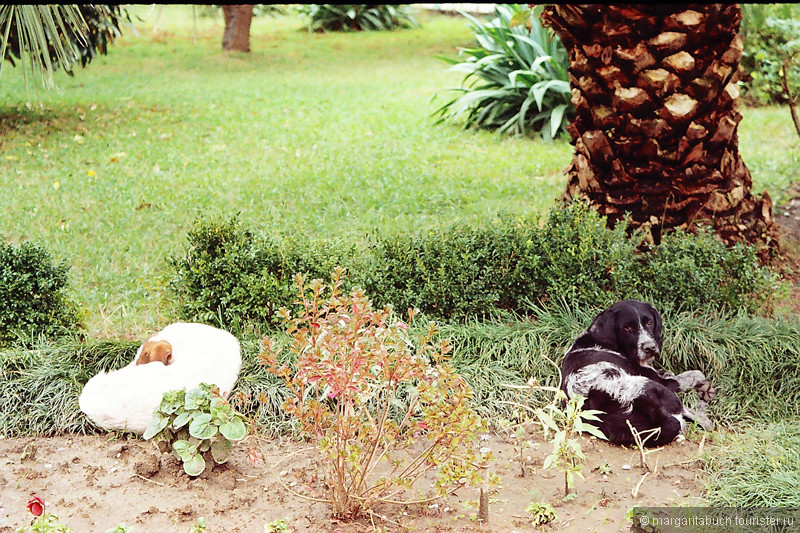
[525,500,557,526]
[144,383,248,476]
[595,462,613,475]
[17,514,72,533]
[105,525,133,533]
[264,518,289,533]
[536,392,607,498]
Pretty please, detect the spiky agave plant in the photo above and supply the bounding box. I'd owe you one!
[433,4,573,139]
[298,4,419,33]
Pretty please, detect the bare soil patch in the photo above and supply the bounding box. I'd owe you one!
[0,430,709,532]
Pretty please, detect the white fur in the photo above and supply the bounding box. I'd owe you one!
[566,345,622,357]
[636,328,657,364]
[565,361,648,413]
[673,370,705,391]
[79,323,242,435]
[673,413,687,434]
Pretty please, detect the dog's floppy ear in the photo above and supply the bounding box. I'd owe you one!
[150,340,173,365]
[135,339,173,365]
[587,307,618,349]
[135,342,151,365]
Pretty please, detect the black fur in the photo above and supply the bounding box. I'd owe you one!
[560,300,704,447]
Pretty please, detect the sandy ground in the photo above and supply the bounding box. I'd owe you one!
[0,428,710,533]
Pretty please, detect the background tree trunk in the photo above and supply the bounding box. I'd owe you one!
[541,4,780,254]
[222,5,254,53]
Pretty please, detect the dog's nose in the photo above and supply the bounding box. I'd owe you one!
[641,339,659,354]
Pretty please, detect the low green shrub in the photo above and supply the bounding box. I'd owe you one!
[297,4,419,32]
[627,226,779,314]
[0,238,83,347]
[168,215,356,330]
[366,201,777,318]
[534,201,637,308]
[433,4,573,138]
[362,214,543,319]
[168,215,288,329]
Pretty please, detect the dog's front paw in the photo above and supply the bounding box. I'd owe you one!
[656,368,675,379]
[683,402,715,431]
[695,380,716,401]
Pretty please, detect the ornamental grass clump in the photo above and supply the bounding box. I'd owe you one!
[260,267,489,518]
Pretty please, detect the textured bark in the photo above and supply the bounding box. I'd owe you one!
[541,4,779,254]
[222,5,254,53]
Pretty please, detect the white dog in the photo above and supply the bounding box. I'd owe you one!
[79,323,242,434]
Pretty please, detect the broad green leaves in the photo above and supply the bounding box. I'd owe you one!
[142,413,170,441]
[189,413,218,440]
[143,383,249,476]
[182,451,206,477]
[219,418,248,441]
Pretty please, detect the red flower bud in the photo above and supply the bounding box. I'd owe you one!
[27,495,45,517]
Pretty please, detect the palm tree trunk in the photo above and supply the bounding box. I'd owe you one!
[541,4,780,255]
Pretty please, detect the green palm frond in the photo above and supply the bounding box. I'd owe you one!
[1,5,129,93]
[0,5,88,90]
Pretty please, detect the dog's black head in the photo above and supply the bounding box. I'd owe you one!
[586,300,663,366]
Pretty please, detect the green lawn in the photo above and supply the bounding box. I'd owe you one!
[1,6,797,338]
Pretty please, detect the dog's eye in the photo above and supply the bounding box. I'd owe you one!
[645,319,653,327]
[623,324,633,331]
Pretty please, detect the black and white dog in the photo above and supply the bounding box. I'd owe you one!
[560,300,715,447]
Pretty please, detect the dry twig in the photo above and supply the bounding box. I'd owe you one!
[626,419,663,471]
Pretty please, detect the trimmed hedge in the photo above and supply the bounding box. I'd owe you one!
[362,215,543,318]
[0,238,84,347]
[168,215,357,330]
[168,202,779,329]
